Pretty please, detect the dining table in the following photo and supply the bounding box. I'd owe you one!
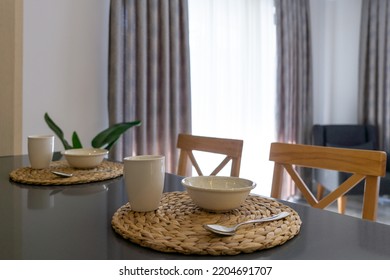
[1,153,390,260]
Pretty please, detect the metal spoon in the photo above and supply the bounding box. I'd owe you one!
[203,211,290,236]
[51,169,113,178]
[51,171,73,178]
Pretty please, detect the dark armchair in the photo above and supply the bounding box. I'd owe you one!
[312,124,390,214]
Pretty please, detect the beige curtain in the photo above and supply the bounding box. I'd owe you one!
[274,0,313,199]
[108,0,192,173]
[274,0,313,145]
[359,0,390,152]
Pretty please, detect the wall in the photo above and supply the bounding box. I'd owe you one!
[311,0,362,125]
[22,0,110,153]
[0,0,23,156]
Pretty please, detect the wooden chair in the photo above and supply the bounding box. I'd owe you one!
[312,124,381,214]
[269,142,387,221]
[176,133,243,177]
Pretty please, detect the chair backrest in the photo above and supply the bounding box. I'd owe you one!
[312,124,380,196]
[176,133,243,177]
[269,142,387,221]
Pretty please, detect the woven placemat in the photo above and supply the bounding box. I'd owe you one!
[112,191,302,255]
[9,160,123,185]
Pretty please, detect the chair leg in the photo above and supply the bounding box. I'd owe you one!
[337,196,347,214]
[316,183,324,200]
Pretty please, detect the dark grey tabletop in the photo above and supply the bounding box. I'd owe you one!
[1,154,390,260]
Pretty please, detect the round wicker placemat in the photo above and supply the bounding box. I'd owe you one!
[112,191,302,255]
[9,160,123,185]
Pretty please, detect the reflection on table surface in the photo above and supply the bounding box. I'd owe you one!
[1,154,390,260]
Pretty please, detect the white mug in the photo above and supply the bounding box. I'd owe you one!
[124,155,165,212]
[28,135,54,169]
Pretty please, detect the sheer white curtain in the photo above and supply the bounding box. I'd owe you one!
[188,0,276,195]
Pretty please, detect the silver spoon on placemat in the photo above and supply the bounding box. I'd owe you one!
[51,170,112,178]
[51,171,74,178]
[203,211,290,236]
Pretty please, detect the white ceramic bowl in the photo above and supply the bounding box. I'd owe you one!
[62,148,108,169]
[181,176,256,212]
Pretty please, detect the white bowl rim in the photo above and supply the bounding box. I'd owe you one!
[182,176,256,193]
[61,148,108,157]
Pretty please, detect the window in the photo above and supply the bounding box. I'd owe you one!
[188,0,277,195]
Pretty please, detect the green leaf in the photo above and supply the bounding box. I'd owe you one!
[44,113,73,149]
[91,120,141,150]
[71,131,83,148]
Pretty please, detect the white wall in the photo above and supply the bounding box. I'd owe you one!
[23,0,110,153]
[311,0,362,124]
[0,0,23,156]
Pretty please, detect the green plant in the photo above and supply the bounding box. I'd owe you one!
[44,112,141,150]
